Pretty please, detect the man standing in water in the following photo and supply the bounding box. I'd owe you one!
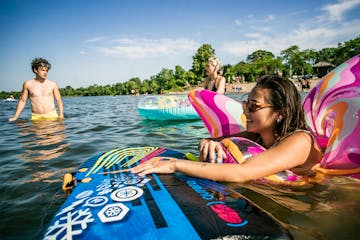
[9,58,64,121]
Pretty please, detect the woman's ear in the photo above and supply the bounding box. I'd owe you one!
[276,110,286,122]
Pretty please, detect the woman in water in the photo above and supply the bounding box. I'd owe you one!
[202,56,226,94]
[131,75,323,182]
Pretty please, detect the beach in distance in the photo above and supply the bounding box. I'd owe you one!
[168,77,320,94]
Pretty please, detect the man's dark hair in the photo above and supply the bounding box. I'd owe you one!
[31,58,51,73]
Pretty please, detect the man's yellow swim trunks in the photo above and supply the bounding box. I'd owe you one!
[31,110,59,121]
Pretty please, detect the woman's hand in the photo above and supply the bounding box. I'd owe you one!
[198,138,226,163]
[131,157,177,176]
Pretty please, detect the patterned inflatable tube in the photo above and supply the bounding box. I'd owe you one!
[302,54,360,178]
[137,95,199,120]
[220,137,309,186]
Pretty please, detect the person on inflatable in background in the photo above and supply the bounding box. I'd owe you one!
[202,56,226,94]
[9,58,64,122]
[132,75,323,182]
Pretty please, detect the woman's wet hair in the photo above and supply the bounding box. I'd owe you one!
[31,58,51,73]
[254,75,306,140]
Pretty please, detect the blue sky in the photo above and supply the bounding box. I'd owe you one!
[1,0,359,92]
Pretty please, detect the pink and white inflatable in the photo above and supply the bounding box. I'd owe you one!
[303,54,360,178]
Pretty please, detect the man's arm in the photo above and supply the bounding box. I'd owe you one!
[9,82,29,121]
[53,83,64,120]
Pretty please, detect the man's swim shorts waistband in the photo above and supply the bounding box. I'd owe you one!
[31,110,59,121]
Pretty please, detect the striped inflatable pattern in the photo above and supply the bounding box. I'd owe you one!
[303,54,360,177]
[188,89,246,138]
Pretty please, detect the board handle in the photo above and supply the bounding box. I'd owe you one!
[62,173,75,193]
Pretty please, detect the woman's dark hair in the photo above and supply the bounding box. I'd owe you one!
[31,58,51,73]
[254,75,306,140]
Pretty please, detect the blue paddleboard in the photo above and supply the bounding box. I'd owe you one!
[44,147,292,239]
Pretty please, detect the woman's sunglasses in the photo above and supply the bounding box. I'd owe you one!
[242,100,274,113]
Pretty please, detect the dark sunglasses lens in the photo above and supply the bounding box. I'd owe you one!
[242,101,248,111]
[242,100,255,112]
[248,102,256,112]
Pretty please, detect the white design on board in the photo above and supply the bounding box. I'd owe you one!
[124,178,141,185]
[97,188,113,196]
[45,208,94,240]
[97,203,129,223]
[76,190,93,199]
[111,186,144,202]
[56,198,88,216]
[84,196,108,207]
[112,180,125,188]
[138,177,151,187]
[96,179,124,193]
[96,179,111,191]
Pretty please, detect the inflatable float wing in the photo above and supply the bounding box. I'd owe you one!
[137,95,199,120]
[188,89,246,138]
[45,147,291,239]
[303,54,360,178]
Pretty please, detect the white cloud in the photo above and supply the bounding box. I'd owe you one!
[321,0,360,21]
[244,33,263,39]
[234,19,242,26]
[94,38,200,59]
[264,14,275,22]
[234,14,275,27]
[221,17,360,59]
[84,36,108,43]
[223,1,360,60]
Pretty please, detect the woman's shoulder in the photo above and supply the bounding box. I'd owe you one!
[282,129,312,139]
[235,131,261,143]
[277,129,319,151]
[218,76,226,82]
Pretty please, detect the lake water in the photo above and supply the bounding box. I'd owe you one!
[1,95,359,240]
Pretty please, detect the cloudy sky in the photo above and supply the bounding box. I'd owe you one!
[1,0,359,91]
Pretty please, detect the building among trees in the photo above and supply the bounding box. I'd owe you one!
[312,61,336,78]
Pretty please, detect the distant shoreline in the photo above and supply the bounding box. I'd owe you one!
[167,78,321,95]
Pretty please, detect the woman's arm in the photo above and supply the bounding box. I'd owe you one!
[132,131,316,182]
[202,77,210,89]
[199,131,260,162]
[216,76,226,94]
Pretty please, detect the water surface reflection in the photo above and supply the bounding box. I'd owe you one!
[16,120,70,162]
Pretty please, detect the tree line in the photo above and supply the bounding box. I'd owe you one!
[1,36,358,99]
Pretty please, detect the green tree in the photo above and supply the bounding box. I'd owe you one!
[245,50,282,78]
[191,44,216,84]
[281,45,304,76]
[233,61,258,82]
[114,82,126,95]
[222,64,235,83]
[174,65,188,87]
[246,50,274,62]
[184,70,197,86]
[314,47,336,64]
[334,36,360,65]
